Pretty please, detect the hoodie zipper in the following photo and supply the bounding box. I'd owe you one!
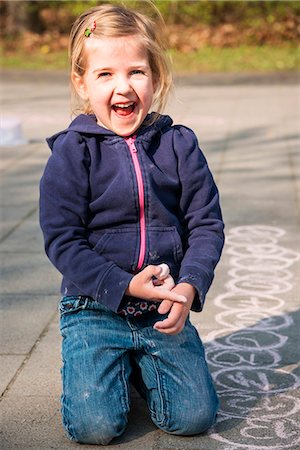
[125,136,146,271]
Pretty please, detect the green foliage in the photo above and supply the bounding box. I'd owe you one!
[6,1,300,31]
[70,1,300,25]
[160,1,300,26]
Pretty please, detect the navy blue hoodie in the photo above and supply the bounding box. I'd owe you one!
[39,113,224,313]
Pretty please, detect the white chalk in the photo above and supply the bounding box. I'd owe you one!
[157,263,170,280]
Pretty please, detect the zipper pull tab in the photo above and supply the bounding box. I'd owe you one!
[126,136,138,152]
[132,136,138,152]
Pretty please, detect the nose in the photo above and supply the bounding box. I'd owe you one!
[115,75,133,95]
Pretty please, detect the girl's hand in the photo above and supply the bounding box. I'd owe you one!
[125,265,187,304]
[153,283,196,335]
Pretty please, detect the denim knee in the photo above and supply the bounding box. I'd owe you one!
[157,401,218,436]
[62,410,128,445]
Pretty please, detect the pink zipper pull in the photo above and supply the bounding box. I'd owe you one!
[127,136,137,152]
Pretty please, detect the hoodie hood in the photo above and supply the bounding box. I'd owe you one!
[46,113,173,150]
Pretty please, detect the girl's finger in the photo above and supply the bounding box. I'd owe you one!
[147,290,186,304]
[162,290,187,304]
[154,315,184,334]
[158,299,173,314]
[141,264,161,279]
[162,275,175,289]
[154,302,184,329]
[154,314,177,330]
[155,275,175,290]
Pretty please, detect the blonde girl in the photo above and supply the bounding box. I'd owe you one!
[40,4,224,445]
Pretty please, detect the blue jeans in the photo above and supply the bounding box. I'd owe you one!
[59,296,219,445]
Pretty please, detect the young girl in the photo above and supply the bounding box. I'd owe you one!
[40,4,224,446]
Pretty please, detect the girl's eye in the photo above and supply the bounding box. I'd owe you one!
[97,72,111,78]
[131,70,145,76]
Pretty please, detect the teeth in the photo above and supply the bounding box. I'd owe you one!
[114,102,134,108]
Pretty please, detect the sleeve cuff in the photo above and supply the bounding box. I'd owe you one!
[177,266,212,312]
[95,265,134,313]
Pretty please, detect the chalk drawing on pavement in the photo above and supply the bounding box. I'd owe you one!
[203,225,300,449]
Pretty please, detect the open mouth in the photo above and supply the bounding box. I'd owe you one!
[112,102,136,117]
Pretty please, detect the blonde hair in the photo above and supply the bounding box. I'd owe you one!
[69,3,173,121]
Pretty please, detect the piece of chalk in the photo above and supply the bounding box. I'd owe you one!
[157,263,170,280]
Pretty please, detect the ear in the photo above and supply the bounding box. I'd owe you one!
[71,72,88,100]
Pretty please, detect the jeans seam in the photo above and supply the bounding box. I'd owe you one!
[61,363,77,442]
[61,398,76,441]
[149,354,168,427]
[120,355,130,414]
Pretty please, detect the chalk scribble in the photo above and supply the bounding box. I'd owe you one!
[203,225,300,449]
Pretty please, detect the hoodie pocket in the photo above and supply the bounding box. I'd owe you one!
[92,228,139,272]
[147,226,183,273]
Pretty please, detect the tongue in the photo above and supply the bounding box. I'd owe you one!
[113,104,134,116]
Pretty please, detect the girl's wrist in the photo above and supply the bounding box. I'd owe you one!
[175,282,196,303]
[125,277,136,296]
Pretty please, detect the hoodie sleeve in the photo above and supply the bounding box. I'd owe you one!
[39,131,133,312]
[173,126,225,311]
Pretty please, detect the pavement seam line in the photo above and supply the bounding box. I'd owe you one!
[0,143,43,174]
[0,205,38,245]
[0,309,58,400]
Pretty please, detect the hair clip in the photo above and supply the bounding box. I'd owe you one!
[84,20,96,37]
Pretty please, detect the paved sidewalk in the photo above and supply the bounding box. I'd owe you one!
[1,71,300,449]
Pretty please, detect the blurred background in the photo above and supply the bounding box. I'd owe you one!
[1,0,299,75]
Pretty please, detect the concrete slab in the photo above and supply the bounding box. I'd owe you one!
[1,74,70,142]
[0,355,25,396]
[0,178,39,209]
[0,142,46,173]
[0,294,58,354]
[0,253,60,295]
[0,211,44,253]
[8,317,61,397]
[0,205,36,242]
[0,395,65,450]
[0,145,49,208]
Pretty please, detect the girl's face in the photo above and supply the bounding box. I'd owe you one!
[73,35,156,137]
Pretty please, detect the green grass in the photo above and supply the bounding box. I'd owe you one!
[170,45,299,73]
[0,48,69,71]
[1,44,299,73]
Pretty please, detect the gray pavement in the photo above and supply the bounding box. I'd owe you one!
[1,70,300,449]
